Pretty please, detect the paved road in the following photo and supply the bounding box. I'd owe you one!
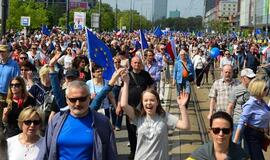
[115,77,270,160]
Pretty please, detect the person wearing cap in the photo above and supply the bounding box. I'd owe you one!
[0,43,20,127]
[226,68,256,145]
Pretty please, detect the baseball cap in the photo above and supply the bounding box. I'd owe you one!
[240,68,256,78]
[65,68,79,78]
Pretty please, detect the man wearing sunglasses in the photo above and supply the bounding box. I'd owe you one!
[38,80,119,160]
[226,68,255,145]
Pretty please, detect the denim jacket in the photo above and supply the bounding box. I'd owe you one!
[37,109,118,160]
[173,55,194,84]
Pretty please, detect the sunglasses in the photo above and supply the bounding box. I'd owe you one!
[67,95,88,103]
[114,61,121,64]
[23,120,41,126]
[10,83,21,88]
[21,69,29,72]
[211,128,231,135]
[20,57,27,60]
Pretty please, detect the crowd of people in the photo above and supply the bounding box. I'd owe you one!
[0,28,269,159]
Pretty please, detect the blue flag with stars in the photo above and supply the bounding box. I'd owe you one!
[139,29,148,50]
[153,26,164,38]
[41,25,50,36]
[86,28,115,80]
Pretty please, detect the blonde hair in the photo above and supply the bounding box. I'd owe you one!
[17,107,43,130]
[39,65,50,83]
[248,78,267,98]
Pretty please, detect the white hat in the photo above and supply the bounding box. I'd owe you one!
[241,68,256,78]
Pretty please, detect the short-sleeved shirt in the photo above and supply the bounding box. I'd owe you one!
[209,78,240,112]
[0,59,20,94]
[133,113,178,160]
[128,70,154,107]
[228,84,249,124]
[7,135,44,160]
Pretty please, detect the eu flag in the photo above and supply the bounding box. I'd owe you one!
[255,28,262,35]
[41,25,50,36]
[86,28,115,80]
[69,24,75,33]
[139,29,148,50]
[153,26,164,38]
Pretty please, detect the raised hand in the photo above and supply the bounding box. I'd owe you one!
[177,92,189,108]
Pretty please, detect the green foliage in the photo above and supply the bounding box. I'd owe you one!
[117,10,151,31]
[153,16,203,31]
[7,0,49,30]
[208,20,230,33]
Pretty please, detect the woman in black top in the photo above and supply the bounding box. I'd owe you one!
[2,76,36,138]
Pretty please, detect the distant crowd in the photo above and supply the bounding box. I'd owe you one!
[0,28,269,160]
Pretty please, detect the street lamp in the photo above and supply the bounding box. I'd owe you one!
[1,0,8,36]
[66,0,70,33]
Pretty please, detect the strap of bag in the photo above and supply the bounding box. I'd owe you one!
[130,71,140,86]
[181,61,190,73]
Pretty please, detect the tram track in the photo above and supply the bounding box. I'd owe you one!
[190,85,209,144]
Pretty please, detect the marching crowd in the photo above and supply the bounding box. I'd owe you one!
[0,28,269,160]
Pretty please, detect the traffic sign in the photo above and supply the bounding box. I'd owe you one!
[21,16,30,26]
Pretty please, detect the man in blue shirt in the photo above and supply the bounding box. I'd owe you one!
[38,80,118,160]
[0,44,20,96]
[0,44,20,129]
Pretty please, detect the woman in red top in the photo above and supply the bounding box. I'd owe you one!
[2,76,36,138]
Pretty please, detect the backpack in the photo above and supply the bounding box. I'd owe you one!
[35,84,54,113]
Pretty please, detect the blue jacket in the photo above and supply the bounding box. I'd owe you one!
[37,109,118,160]
[49,72,113,111]
[173,55,194,84]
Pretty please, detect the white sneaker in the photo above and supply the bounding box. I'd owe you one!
[197,86,200,89]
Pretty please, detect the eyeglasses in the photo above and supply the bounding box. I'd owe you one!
[20,57,27,60]
[10,83,21,88]
[32,48,37,50]
[23,120,41,126]
[211,128,231,135]
[160,48,165,50]
[67,95,89,103]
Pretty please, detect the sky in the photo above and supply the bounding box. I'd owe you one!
[101,0,204,20]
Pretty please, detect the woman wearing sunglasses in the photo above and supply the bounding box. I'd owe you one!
[7,107,43,160]
[2,76,36,138]
[189,111,249,160]
[234,78,270,160]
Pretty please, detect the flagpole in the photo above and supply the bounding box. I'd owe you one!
[267,0,269,37]
[85,27,95,93]
[140,30,144,59]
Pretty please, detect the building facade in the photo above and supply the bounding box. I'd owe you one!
[152,0,167,22]
[169,9,180,18]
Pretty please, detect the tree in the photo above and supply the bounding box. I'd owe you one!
[117,10,151,31]
[208,19,229,33]
[7,0,49,30]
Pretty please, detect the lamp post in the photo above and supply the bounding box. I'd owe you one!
[266,0,269,37]
[66,0,70,33]
[1,0,8,37]
[99,0,101,32]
